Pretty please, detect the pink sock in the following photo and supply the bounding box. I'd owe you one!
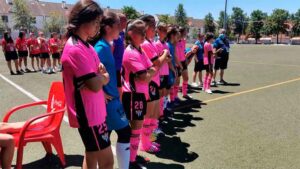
[204,74,209,90]
[170,87,175,102]
[182,81,188,96]
[159,97,164,117]
[141,119,152,150]
[151,119,159,132]
[207,75,212,90]
[130,129,141,162]
[174,85,179,98]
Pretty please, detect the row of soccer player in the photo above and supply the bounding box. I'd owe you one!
[1,31,63,75]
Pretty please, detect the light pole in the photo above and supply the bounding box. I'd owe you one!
[223,0,228,30]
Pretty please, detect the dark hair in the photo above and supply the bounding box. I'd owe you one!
[3,31,13,43]
[157,22,167,31]
[197,32,204,39]
[18,31,25,39]
[139,14,155,27]
[99,12,119,38]
[166,26,179,42]
[205,32,214,41]
[125,19,145,46]
[51,32,57,38]
[65,1,103,39]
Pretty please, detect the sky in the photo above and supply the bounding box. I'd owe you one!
[44,0,299,19]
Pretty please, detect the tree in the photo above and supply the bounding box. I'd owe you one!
[292,9,300,36]
[231,7,247,43]
[175,3,188,27]
[249,10,267,43]
[158,14,175,25]
[43,12,66,35]
[121,6,140,20]
[12,0,35,32]
[268,9,289,44]
[218,11,230,31]
[204,13,216,33]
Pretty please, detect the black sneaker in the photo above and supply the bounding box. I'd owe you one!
[20,69,25,73]
[220,79,228,85]
[25,68,32,73]
[16,70,24,75]
[129,161,147,169]
[10,71,16,75]
[183,94,193,100]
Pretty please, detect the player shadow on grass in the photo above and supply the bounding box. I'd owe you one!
[20,154,83,169]
[146,162,184,169]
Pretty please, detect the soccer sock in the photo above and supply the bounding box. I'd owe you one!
[159,97,164,117]
[141,119,152,149]
[204,74,209,90]
[116,142,130,169]
[174,85,179,98]
[129,129,141,162]
[182,81,188,96]
[170,87,175,102]
[207,75,212,90]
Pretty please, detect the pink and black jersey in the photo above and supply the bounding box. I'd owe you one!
[141,39,160,86]
[154,40,169,76]
[122,45,153,100]
[61,36,107,128]
[203,42,214,65]
[176,39,186,62]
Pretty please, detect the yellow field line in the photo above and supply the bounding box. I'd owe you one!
[231,60,300,68]
[203,77,300,103]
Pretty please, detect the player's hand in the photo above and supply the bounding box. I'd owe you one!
[98,63,107,74]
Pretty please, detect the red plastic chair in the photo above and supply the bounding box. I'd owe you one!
[2,81,66,169]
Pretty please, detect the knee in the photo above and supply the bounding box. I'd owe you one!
[100,158,114,169]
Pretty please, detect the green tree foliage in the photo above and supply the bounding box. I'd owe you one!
[218,11,230,31]
[43,12,66,35]
[204,13,216,33]
[121,6,140,20]
[175,3,188,27]
[12,0,35,32]
[292,9,300,36]
[158,14,175,25]
[267,9,289,43]
[249,10,267,43]
[231,7,247,43]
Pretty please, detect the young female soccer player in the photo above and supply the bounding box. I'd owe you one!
[38,31,52,74]
[49,32,61,72]
[61,1,113,169]
[122,19,156,169]
[140,15,169,153]
[175,27,191,100]
[16,31,31,72]
[94,11,131,169]
[191,33,205,88]
[27,32,40,72]
[203,32,218,94]
[154,22,170,120]
[1,31,22,75]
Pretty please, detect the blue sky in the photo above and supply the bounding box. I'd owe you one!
[45,0,298,19]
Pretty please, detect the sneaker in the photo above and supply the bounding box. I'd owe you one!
[218,79,228,85]
[211,81,217,86]
[129,161,147,169]
[190,82,199,88]
[174,97,181,106]
[183,94,193,100]
[136,155,151,164]
[153,128,165,137]
[205,89,213,94]
[140,144,160,153]
[152,142,161,148]
[25,68,31,73]
[199,82,203,87]
[16,70,24,75]
[10,71,16,75]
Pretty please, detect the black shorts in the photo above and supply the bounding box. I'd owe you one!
[204,64,213,73]
[52,53,60,59]
[194,59,204,72]
[116,70,122,87]
[214,53,229,70]
[159,75,169,89]
[40,53,50,59]
[181,61,188,71]
[18,51,28,57]
[122,92,147,121]
[148,81,160,101]
[78,122,111,152]
[4,51,18,61]
[30,53,40,58]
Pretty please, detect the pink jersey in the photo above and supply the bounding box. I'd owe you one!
[203,42,214,65]
[154,40,169,76]
[122,45,153,100]
[141,39,160,85]
[61,36,106,128]
[176,39,186,62]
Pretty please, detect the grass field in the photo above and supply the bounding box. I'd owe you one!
[1,44,300,169]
